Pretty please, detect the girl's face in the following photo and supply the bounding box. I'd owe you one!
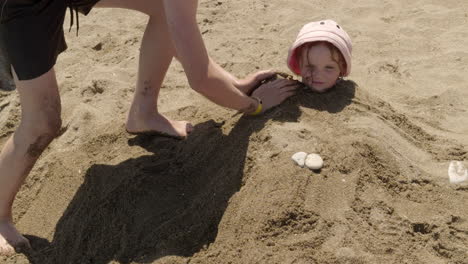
[299,43,342,93]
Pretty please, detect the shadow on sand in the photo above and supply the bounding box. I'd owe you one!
[21,80,356,263]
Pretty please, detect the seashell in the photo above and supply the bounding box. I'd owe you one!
[305,153,323,170]
[291,152,308,167]
[448,161,468,184]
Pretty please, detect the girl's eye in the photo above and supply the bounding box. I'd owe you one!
[325,66,336,70]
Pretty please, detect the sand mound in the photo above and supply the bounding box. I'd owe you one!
[1,1,467,263]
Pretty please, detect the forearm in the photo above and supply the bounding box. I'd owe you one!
[196,58,256,111]
[209,57,238,85]
[163,0,255,112]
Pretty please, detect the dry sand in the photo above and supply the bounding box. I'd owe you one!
[1,0,468,263]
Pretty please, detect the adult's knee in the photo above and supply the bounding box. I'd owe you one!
[26,113,62,141]
[34,96,62,138]
[23,115,61,157]
[44,114,62,137]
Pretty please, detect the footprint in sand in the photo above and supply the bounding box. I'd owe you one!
[448,161,468,184]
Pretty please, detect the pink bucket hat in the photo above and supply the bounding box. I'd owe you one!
[287,20,352,77]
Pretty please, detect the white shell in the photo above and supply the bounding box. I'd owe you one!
[291,152,308,167]
[305,153,324,170]
[448,161,468,184]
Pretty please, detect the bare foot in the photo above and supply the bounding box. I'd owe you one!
[126,113,193,139]
[0,220,31,256]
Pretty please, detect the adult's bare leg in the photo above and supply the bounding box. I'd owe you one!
[0,43,15,91]
[96,0,193,138]
[0,68,62,255]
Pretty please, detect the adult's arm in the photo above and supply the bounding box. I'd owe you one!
[163,0,258,113]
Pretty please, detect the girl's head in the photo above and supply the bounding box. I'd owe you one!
[287,20,352,93]
[297,41,346,92]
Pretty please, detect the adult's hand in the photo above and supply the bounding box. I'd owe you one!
[234,70,276,95]
[251,79,300,113]
[164,0,278,113]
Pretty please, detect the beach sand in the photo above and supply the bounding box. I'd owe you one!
[1,0,467,263]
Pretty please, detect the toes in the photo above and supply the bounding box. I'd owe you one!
[0,244,15,256]
[186,122,194,134]
[0,234,32,256]
[13,239,32,254]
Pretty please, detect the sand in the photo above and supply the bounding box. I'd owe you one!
[1,0,468,263]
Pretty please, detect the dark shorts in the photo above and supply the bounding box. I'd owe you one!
[0,0,101,81]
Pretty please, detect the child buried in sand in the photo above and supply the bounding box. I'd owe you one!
[285,19,352,93]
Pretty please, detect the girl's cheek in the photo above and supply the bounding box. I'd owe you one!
[326,70,340,78]
[300,68,311,78]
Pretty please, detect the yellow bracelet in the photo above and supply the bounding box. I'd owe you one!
[249,97,263,115]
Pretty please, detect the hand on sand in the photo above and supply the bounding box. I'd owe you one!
[0,220,31,256]
[251,78,300,113]
[234,70,276,95]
